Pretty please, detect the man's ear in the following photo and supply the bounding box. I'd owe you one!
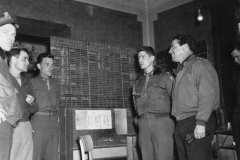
[10,56,17,65]
[11,56,17,62]
[151,55,155,62]
[182,44,190,52]
[37,63,41,70]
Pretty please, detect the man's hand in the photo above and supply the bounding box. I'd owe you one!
[26,94,34,105]
[0,109,7,123]
[231,49,240,56]
[194,125,205,139]
[134,117,139,126]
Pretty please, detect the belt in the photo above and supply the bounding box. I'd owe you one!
[35,111,58,116]
[140,112,169,119]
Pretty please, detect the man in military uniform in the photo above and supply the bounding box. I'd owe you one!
[169,34,219,160]
[8,48,38,160]
[0,12,21,160]
[132,46,175,160]
[30,53,60,160]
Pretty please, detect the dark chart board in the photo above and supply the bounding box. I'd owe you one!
[50,36,137,147]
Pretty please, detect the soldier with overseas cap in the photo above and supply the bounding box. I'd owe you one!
[0,12,21,160]
[132,46,175,160]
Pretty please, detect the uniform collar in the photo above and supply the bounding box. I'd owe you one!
[0,48,7,60]
[179,54,194,71]
[144,69,154,76]
[38,74,50,82]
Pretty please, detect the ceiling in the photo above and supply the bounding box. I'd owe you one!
[104,0,175,10]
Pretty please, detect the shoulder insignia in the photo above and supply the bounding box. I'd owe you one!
[166,72,174,80]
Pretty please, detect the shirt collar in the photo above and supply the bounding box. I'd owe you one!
[143,69,155,79]
[38,74,50,82]
[144,70,153,76]
[9,70,20,79]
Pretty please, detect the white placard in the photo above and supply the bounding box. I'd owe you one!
[75,110,112,130]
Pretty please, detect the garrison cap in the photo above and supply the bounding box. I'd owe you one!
[0,12,19,28]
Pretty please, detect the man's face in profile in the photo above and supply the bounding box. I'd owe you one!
[232,49,240,65]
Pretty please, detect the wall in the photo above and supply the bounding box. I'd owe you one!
[153,1,214,63]
[210,1,237,112]
[147,0,193,48]
[72,0,148,46]
[0,0,143,48]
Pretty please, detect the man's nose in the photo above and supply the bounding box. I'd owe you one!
[9,35,15,41]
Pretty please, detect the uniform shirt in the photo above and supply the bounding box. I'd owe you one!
[10,74,38,122]
[30,75,60,112]
[133,68,174,116]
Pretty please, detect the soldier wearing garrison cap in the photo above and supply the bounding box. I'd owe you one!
[0,12,21,160]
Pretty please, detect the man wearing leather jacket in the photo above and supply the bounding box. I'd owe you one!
[0,12,21,160]
[132,46,174,160]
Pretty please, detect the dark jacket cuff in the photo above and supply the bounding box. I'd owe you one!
[196,120,206,126]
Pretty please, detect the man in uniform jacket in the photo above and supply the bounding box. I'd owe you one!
[169,34,219,160]
[132,46,175,160]
[30,52,60,160]
[0,12,21,160]
[8,48,38,160]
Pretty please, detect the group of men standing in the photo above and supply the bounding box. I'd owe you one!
[1,9,240,160]
[133,35,220,160]
[0,12,59,160]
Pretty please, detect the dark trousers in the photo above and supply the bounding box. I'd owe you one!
[138,116,174,160]
[233,110,240,160]
[0,121,13,160]
[31,115,59,160]
[174,114,215,160]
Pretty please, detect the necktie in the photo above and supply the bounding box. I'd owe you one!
[46,79,50,90]
[144,73,150,90]
[141,74,149,94]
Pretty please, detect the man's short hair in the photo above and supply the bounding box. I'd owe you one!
[7,48,30,66]
[137,46,155,57]
[37,52,54,64]
[173,34,196,52]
